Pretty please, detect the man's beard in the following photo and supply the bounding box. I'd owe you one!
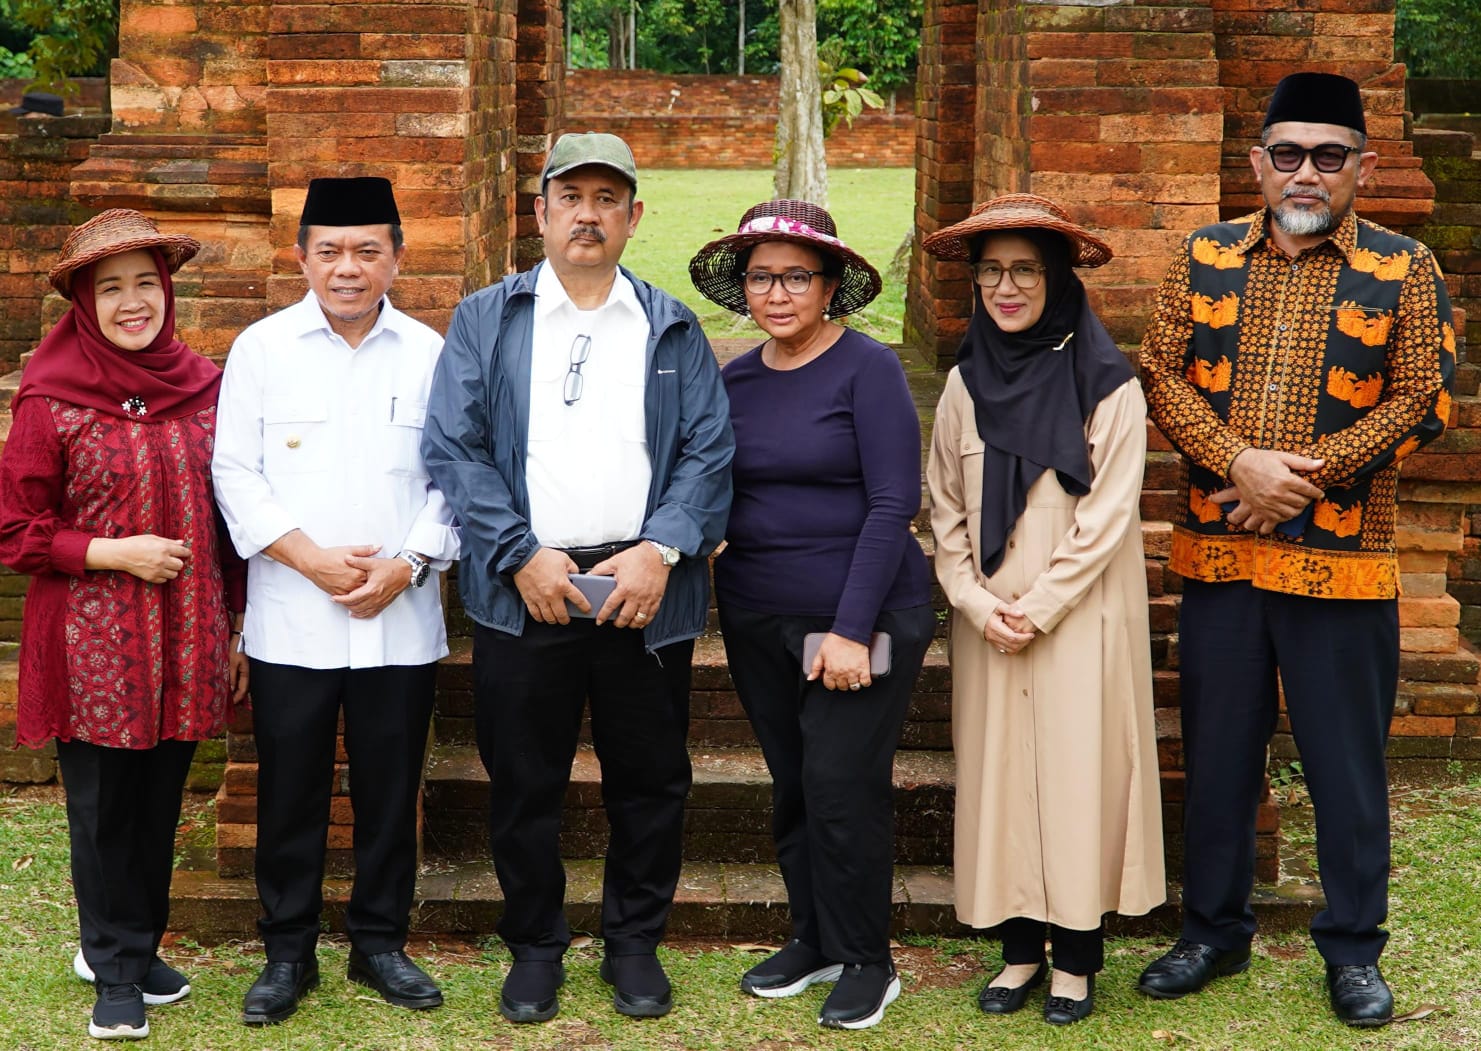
[1272,185,1338,237]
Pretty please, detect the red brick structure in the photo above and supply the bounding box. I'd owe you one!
[565,70,915,169]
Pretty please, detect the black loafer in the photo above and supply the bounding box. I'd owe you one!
[1327,964,1393,1028]
[977,961,1047,1014]
[1137,939,1250,999]
[499,960,564,1024]
[348,948,443,1010]
[1043,974,1094,1025]
[242,960,319,1026]
[600,954,673,1018]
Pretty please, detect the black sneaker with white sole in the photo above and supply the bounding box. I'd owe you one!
[90,982,148,1040]
[740,940,844,999]
[818,961,901,1030]
[75,950,191,1006]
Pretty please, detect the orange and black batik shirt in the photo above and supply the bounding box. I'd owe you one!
[1141,208,1455,600]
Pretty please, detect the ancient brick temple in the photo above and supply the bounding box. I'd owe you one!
[0,0,1478,938]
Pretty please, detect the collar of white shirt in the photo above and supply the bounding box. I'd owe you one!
[534,261,643,323]
[289,290,413,345]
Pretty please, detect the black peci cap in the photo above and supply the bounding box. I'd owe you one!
[1263,72,1366,136]
[299,177,401,227]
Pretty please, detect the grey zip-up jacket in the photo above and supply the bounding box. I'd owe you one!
[421,262,734,649]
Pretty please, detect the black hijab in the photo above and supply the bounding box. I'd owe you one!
[955,228,1135,576]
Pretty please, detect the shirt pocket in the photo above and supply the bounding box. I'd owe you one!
[262,397,331,475]
[615,370,649,445]
[957,425,985,515]
[385,397,429,477]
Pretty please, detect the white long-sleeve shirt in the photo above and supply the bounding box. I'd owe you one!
[212,292,460,669]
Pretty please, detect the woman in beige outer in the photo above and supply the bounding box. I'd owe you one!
[923,194,1164,1026]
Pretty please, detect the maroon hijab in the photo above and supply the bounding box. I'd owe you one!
[15,248,222,420]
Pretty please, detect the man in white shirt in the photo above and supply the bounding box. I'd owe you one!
[212,177,459,1026]
[422,133,733,1024]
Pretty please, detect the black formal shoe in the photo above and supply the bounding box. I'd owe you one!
[1043,974,1094,1025]
[1137,939,1250,999]
[818,961,900,1030]
[977,960,1047,1015]
[1327,964,1393,1028]
[348,948,444,1010]
[600,953,673,1018]
[242,960,319,1026]
[740,940,843,999]
[499,960,564,1023]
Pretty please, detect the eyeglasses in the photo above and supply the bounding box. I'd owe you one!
[971,262,1047,290]
[563,334,591,405]
[742,270,824,295]
[1263,142,1360,173]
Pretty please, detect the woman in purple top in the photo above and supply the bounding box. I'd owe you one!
[689,200,933,1031]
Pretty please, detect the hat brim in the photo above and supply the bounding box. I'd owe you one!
[49,235,200,300]
[688,231,882,318]
[922,209,1113,268]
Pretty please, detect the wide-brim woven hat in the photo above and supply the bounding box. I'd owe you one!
[921,193,1113,268]
[688,199,882,318]
[49,209,201,299]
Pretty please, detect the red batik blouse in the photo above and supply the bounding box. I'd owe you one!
[0,397,246,749]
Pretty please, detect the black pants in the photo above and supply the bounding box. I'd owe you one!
[1179,580,1397,964]
[473,620,694,960]
[248,660,437,961]
[718,603,935,965]
[999,918,1104,976]
[58,737,198,986]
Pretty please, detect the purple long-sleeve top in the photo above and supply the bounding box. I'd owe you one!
[714,328,931,642]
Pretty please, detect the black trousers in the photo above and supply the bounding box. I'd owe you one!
[58,738,197,986]
[1178,580,1397,964]
[473,620,694,960]
[718,603,935,965]
[999,918,1104,976]
[248,660,437,961]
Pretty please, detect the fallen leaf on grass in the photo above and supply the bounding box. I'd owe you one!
[1394,1003,1442,1023]
[12,853,33,872]
[1150,1031,1196,1045]
[569,935,594,950]
[731,942,780,954]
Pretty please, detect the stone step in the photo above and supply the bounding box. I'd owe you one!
[167,858,1322,945]
[421,743,957,865]
[432,633,956,750]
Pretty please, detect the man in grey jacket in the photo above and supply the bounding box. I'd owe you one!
[422,133,733,1025]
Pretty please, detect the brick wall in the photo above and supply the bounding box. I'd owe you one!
[564,70,914,169]
[515,0,565,271]
[903,0,977,366]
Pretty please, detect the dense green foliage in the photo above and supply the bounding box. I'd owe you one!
[1395,0,1481,80]
[566,0,922,92]
[0,0,115,92]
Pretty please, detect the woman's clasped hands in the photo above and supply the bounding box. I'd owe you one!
[986,603,1037,655]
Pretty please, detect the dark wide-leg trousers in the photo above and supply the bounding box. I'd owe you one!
[999,917,1104,976]
[58,737,198,986]
[1178,579,1397,964]
[248,660,437,961]
[718,602,935,966]
[473,620,694,961]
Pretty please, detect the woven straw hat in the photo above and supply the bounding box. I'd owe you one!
[921,193,1113,268]
[49,209,201,299]
[688,199,882,318]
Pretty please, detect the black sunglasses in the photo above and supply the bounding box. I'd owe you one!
[1263,142,1360,174]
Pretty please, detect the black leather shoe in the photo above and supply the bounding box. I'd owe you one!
[348,948,443,1010]
[499,960,564,1023]
[1043,974,1094,1025]
[600,954,673,1018]
[1327,964,1393,1028]
[1137,939,1250,999]
[242,961,319,1026]
[977,961,1047,1015]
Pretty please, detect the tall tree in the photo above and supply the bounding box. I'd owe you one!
[773,0,827,206]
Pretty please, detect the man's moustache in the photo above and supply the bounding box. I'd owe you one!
[570,226,606,242]
[1282,185,1331,203]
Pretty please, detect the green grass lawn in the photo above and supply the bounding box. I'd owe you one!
[624,168,916,346]
[2,774,1479,1049]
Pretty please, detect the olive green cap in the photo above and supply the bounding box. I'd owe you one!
[540,132,638,192]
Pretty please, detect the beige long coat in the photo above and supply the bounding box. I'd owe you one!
[927,370,1164,930]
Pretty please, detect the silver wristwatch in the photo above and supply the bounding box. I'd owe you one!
[398,550,431,588]
[646,540,681,567]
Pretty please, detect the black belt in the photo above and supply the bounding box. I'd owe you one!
[559,540,639,572]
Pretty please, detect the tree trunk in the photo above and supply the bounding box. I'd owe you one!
[607,8,624,68]
[737,0,745,76]
[773,0,827,206]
